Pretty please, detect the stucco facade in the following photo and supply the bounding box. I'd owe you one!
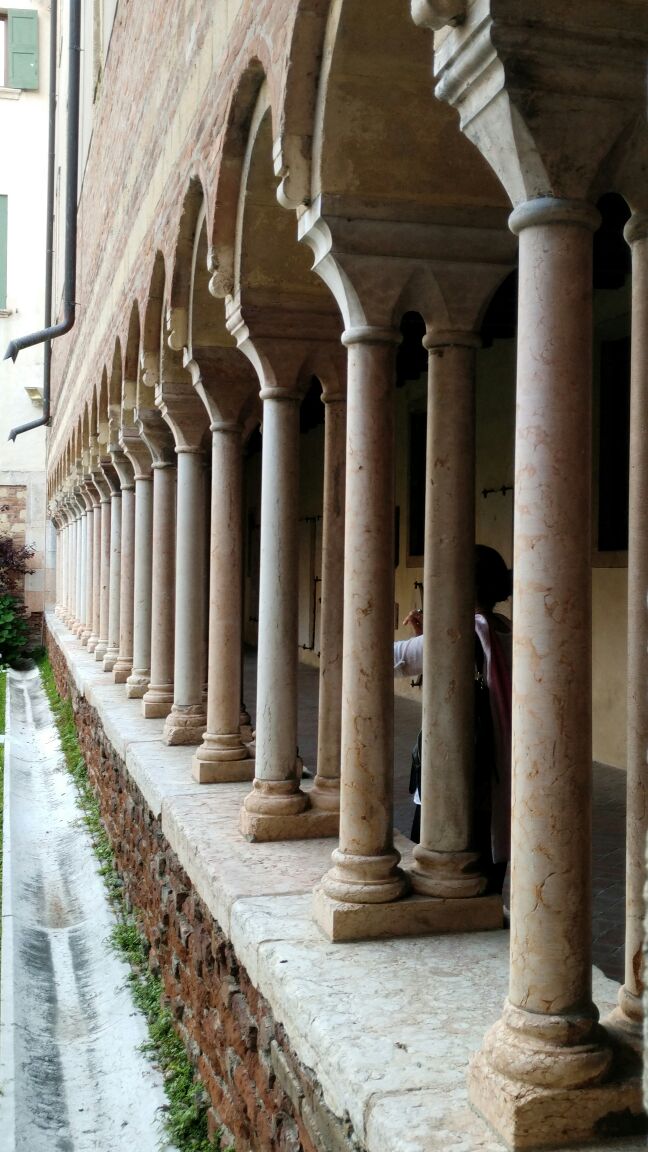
[0,0,50,616]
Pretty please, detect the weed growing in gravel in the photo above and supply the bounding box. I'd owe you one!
[39,657,232,1152]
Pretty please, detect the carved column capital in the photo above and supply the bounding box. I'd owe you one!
[433,1,648,205]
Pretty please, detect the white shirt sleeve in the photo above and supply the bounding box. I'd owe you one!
[393,634,424,677]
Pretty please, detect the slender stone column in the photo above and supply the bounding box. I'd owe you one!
[411,330,487,897]
[310,383,346,812]
[68,511,78,627]
[317,328,408,905]
[469,199,613,1122]
[162,446,207,742]
[55,521,62,615]
[92,471,112,661]
[192,421,254,782]
[112,453,135,684]
[77,501,86,635]
[142,457,177,718]
[125,459,154,698]
[103,479,122,672]
[57,513,66,620]
[81,490,94,644]
[87,487,103,653]
[614,213,648,1038]
[242,385,309,824]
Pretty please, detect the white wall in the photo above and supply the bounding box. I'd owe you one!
[0,0,50,606]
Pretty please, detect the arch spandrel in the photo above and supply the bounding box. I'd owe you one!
[230,82,342,353]
[188,204,259,427]
[168,177,206,353]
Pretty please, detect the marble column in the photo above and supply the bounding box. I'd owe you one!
[102,465,121,672]
[93,472,112,662]
[87,482,104,653]
[81,489,94,644]
[469,198,613,1117]
[68,509,78,628]
[614,212,648,1038]
[310,381,346,813]
[192,420,254,782]
[141,431,177,720]
[316,328,408,907]
[411,330,487,898]
[125,450,154,698]
[162,444,207,742]
[112,452,136,684]
[241,384,310,827]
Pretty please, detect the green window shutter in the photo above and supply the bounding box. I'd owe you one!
[0,196,7,311]
[7,10,39,90]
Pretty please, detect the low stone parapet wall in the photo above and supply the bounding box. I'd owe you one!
[47,629,355,1152]
[46,614,632,1152]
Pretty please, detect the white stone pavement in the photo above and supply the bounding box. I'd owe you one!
[0,666,178,1152]
[46,614,644,1152]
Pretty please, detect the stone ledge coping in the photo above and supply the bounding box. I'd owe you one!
[46,614,640,1152]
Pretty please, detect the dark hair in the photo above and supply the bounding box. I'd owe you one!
[475,545,512,610]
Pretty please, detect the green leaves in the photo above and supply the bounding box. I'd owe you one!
[0,593,29,666]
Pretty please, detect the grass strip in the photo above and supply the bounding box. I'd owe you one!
[39,656,230,1152]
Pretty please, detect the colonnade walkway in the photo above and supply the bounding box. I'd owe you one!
[244,650,626,986]
[43,613,636,1152]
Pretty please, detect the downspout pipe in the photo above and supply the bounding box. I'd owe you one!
[5,0,80,441]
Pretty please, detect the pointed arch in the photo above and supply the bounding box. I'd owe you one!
[168,177,206,352]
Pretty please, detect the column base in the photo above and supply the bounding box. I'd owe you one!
[141,686,174,719]
[163,703,207,746]
[240,805,339,842]
[309,775,340,813]
[103,647,119,672]
[313,886,502,942]
[112,658,133,683]
[94,641,108,661]
[467,1036,645,1149]
[410,845,488,898]
[192,732,255,783]
[125,671,150,698]
[87,633,100,653]
[604,988,644,1050]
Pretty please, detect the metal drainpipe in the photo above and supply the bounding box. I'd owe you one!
[5,0,80,441]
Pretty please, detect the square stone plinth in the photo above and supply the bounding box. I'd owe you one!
[313,886,503,942]
[468,1048,646,1150]
[141,698,173,719]
[192,755,256,784]
[240,806,339,842]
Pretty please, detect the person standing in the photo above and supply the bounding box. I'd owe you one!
[394,546,512,893]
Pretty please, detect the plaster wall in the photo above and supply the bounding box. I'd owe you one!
[0,0,50,613]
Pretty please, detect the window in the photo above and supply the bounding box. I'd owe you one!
[1,9,39,90]
[0,195,7,311]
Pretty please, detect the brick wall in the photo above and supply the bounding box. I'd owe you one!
[50,0,302,467]
[47,630,360,1152]
[0,483,27,547]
